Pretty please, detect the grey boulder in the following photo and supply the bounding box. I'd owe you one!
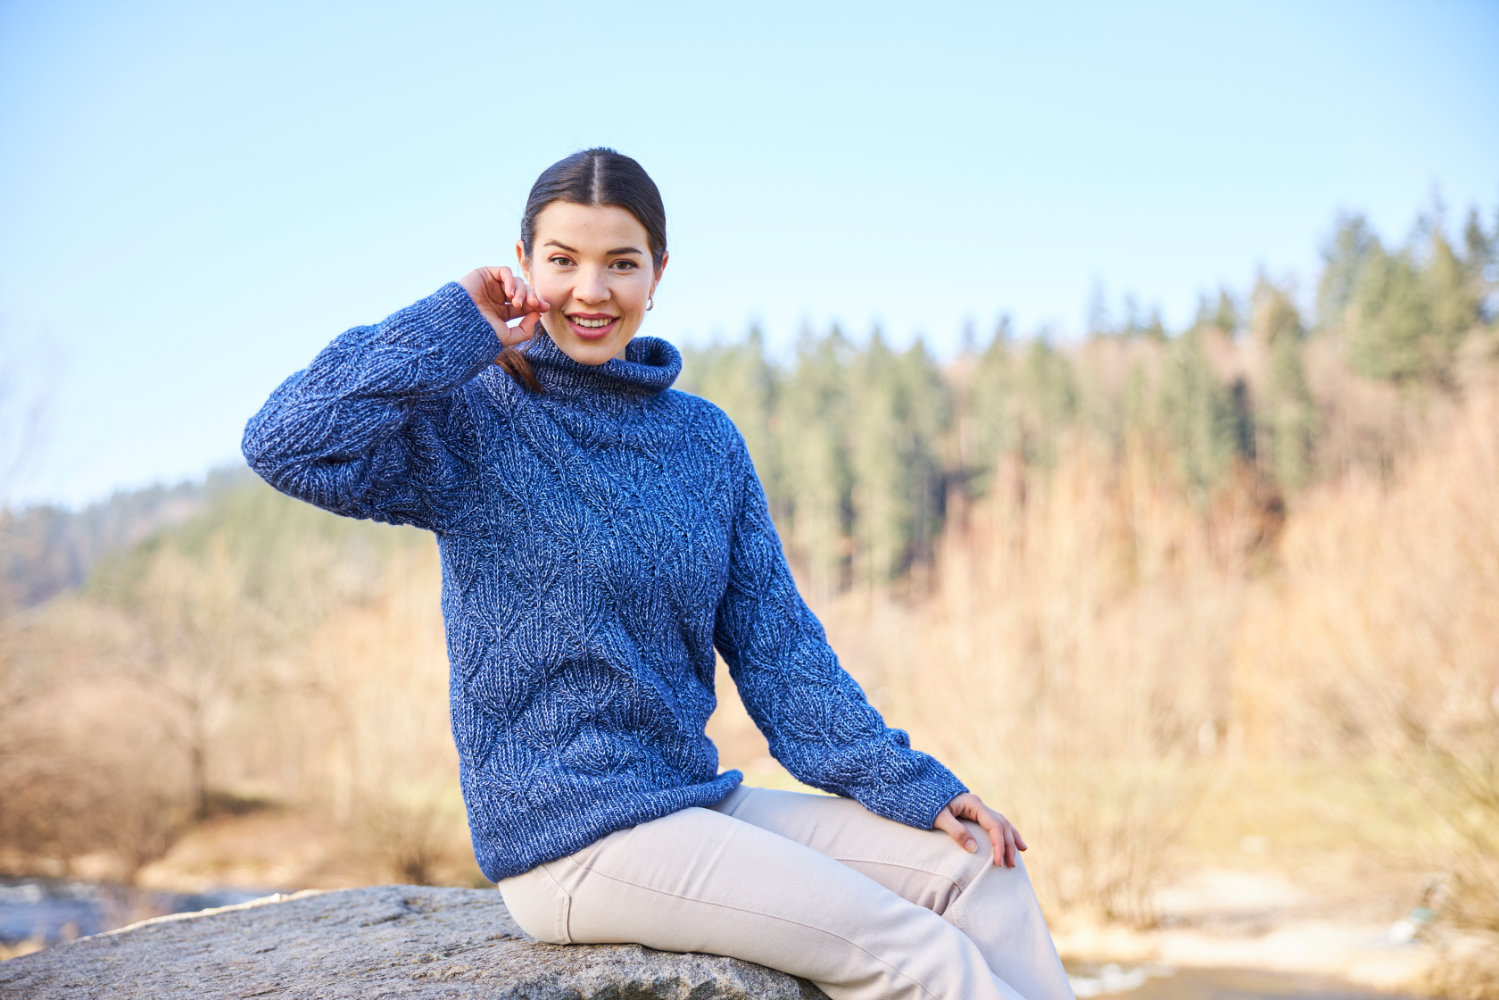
[0,884,829,999]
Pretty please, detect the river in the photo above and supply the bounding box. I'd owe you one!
[1065,960,1422,999]
[0,878,269,947]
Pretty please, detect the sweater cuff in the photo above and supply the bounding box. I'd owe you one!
[889,760,969,831]
[379,281,504,392]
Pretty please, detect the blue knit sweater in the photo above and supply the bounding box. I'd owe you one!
[243,282,967,881]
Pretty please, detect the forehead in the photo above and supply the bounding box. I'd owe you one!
[532,202,647,251]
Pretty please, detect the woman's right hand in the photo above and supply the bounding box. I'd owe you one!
[458,266,550,347]
[934,792,1027,868]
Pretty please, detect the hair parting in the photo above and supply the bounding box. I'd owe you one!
[497,147,667,391]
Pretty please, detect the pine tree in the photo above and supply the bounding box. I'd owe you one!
[893,338,951,573]
[778,325,853,601]
[1122,293,1144,339]
[1142,306,1167,343]
[1191,292,1212,332]
[1265,334,1317,492]
[1348,243,1441,385]
[1316,213,1377,334]
[1014,332,1078,470]
[1156,327,1238,498]
[1087,279,1113,339]
[1463,204,1498,331]
[1462,205,1496,285]
[1426,228,1480,359]
[848,331,908,588]
[965,317,1017,497]
[1212,288,1241,336]
[1250,276,1317,492]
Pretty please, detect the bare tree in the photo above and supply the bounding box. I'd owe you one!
[0,324,53,512]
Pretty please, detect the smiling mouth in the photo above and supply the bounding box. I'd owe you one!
[567,314,618,339]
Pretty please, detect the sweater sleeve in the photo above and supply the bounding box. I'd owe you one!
[712,434,968,830]
[241,283,499,532]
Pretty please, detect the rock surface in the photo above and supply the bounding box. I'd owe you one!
[0,884,830,999]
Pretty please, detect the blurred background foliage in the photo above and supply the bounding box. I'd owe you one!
[2,200,1497,987]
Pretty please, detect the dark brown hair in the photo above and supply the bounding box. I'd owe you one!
[498,148,668,390]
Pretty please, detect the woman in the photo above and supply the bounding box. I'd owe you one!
[243,147,1075,1000]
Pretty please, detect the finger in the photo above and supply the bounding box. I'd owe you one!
[934,809,979,854]
[516,277,537,313]
[973,810,1006,867]
[496,267,516,305]
[516,311,541,341]
[479,270,507,317]
[1015,827,1028,853]
[525,282,546,313]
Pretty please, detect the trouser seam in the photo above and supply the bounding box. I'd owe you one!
[833,856,969,894]
[560,854,945,1000]
[537,862,574,944]
[943,863,995,939]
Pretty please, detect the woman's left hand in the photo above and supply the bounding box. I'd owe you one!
[933,792,1027,868]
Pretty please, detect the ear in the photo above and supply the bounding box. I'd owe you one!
[515,240,529,283]
[651,250,668,294]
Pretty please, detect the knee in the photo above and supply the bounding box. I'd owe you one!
[949,818,999,878]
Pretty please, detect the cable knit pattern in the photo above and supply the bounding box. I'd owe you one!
[243,282,967,881]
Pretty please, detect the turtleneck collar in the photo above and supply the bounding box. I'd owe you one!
[516,324,681,404]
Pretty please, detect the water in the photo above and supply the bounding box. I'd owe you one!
[0,878,271,946]
[1065,961,1423,999]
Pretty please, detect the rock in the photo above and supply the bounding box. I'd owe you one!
[0,884,829,999]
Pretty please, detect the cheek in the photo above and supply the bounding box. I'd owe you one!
[532,274,568,308]
[621,277,653,310]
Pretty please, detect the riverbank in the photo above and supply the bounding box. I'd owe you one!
[1052,862,1495,998]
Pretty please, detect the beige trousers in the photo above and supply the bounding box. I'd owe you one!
[497,786,1075,1000]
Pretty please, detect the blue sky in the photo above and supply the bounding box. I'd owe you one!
[2,0,1496,508]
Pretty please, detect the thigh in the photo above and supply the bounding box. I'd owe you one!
[710,787,1075,1000]
[509,804,1021,1000]
[710,785,991,915]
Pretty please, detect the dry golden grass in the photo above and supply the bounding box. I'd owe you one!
[1234,372,1499,940]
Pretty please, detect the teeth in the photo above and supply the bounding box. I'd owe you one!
[573,317,613,329]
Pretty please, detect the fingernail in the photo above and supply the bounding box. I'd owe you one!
[965,840,978,853]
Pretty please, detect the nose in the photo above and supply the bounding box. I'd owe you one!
[573,266,608,305]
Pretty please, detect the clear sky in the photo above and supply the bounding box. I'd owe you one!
[2,0,1496,509]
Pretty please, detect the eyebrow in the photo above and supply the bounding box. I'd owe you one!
[543,240,645,256]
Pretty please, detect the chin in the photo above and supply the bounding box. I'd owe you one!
[556,334,627,366]
[548,320,632,365]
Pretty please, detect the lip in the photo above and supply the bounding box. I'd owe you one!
[565,313,619,341]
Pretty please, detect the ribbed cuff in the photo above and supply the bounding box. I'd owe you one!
[875,758,969,830]
[376,282,504,394]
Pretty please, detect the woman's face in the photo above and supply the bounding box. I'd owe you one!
[518,201,665,365]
